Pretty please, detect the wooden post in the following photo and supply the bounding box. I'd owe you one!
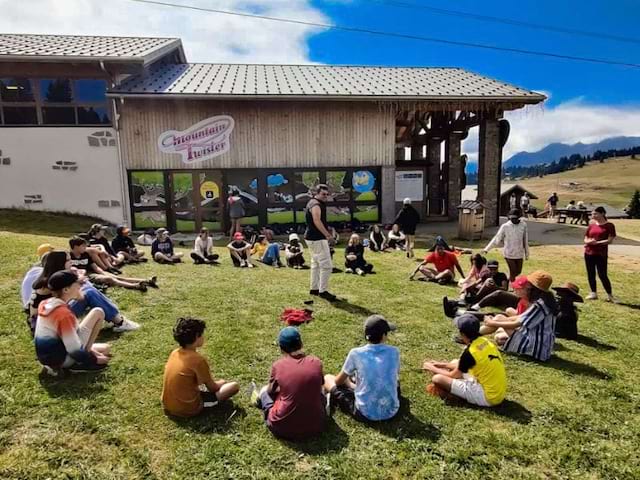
[446,132,462,219]
[477,112,501,226]
[427,138,442,215]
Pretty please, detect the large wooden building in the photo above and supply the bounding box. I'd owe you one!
[1,34,546,232]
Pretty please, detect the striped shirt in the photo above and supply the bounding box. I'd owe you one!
[502,298,556,361]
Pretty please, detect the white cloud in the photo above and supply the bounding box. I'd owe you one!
[0,0,329,63]
[461,99,640,162]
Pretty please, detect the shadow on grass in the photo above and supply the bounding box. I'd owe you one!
[39,369,107,398]
[617,302,640,311]
[514,355,612,380]
[349,397,440,442]
[574,334,617,351]
[168,402,247,434]
[446,398,532,425]
[284,417,350,455]
[331,298,376,317]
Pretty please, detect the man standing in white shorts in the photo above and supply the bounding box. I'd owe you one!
[422,313,507,407]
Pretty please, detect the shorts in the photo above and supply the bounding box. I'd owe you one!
[329,386,370,422]
[201,390,219,409]
[450,374,491,407]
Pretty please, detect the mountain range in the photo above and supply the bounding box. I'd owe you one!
[503,136,640,169]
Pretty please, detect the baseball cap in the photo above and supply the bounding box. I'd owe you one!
[364,314,396,340]
[156,227,168,236]
[48,270,79,291]
[289,233,300,241]
[36,243,54,258]
[511,276,529,289]
[233,232,244,240]
[454,313,480,339]
[403,197,411,205]
[91,223,108,231]
[278,326,302,353]
[487,259,499,268]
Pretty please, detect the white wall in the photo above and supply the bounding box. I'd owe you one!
[0,127,125,224]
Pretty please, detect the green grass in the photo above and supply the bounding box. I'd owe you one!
[1,210,639,479]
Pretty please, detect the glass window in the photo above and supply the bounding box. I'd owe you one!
[327,206,351,223]
[74,80,107,102]
[78,106,110,125]
[202,210,222,231]
[133,211,166,230]
[175,211,196,232]
[172,173,194,209]
[294,171,319,205]
[0,78,34,102]
[42,107,75,124]
[227,170,260,223]
[3,107,38,125]
[130,171,166,208]
[267,172,293,205]
[354,205,380,223]
[267,208,294,224]
[198,172,221,208]
[40,79,73,103]
[353,170,379,202]
[326,170,351,203]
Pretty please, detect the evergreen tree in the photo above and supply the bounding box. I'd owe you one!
[628,190,640,219]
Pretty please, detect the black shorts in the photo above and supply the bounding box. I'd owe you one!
[201,391,219,409]
[329,385,369,422]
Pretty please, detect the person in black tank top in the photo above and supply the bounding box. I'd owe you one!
[304,185,336,301]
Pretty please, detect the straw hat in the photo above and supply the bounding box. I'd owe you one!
[552,282,584,303]
[527,270,553,293]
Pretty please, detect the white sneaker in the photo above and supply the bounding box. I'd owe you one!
[113,317,141,332]
[356,268,365,276]
[586,292,598,300]
[345,268,353,274]
[605,295,618,303]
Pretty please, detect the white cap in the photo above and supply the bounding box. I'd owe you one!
[289,233,299,241]
[403,197,411,205]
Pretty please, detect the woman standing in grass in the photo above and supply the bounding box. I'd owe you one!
[584,206,617,302]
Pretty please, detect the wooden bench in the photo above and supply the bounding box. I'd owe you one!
[556,209,590,225]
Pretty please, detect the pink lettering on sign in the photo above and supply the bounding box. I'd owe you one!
[158,115,235,165]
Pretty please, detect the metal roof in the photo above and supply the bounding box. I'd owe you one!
[0,33,185,65]
[109,63,546,102]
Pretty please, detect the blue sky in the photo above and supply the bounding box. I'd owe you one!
[308,0,640,107]
[2,0,640,159]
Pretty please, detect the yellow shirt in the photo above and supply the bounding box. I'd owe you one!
[461,337,507,405]
[161,348,214,417]
[251,243,267,258]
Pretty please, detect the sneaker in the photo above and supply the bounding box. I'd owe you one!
[319,291,338,302]
[138,257,148,263]
[442,297,457,319]
[171,257,182,264]
[248,381,260,407]
[113,317,141,333]
[147,276,159,288]
[325,392,333,417]
[41,365,61,377]
[356,268,364,276]
[240,260,247,268]
[586,292,598,300]
[345,268,354,274]
[68,363,107,373]
[309,289,320,296]
[605,294,618,303]
[136,283,148,293]
[191,252,204,264]
[247,262,255,268]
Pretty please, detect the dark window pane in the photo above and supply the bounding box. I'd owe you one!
[78,106,110,124]
[40,79,73,103]
[354,205,379,223]
[0,78,34,102]
[133,211,166,230]
[74,80,107,102]
[42,107,75,124]
[294,171,319,205]
[327,206,351,223]
[227,170,259,222]
[172,172,194,209]
[131,171,166,208]
[327,170,351,202]
[267,172,293,204]
[3,107,38,125]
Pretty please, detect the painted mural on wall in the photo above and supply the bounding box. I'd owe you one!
[88,131,116,147]
[158,115,235,165]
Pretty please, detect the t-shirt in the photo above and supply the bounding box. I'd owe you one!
[152,238,174,256]
[516,298,529,315]
[548,195,558,206]
[584,222,616,256]
[21,266,43,309]
[267,354,326,440]
[252,242,268,258]
[69,251,94,273]
[488,271,508,288]
[161,348,214,417]
[424,251,459,273]
[89,236,115,256]
[230,240,250,250]
[458,337,507,405]
[112,235,135,253]
[304,198,328,241]
[342,344,400,421]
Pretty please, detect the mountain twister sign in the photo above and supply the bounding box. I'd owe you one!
[158,115,235,165]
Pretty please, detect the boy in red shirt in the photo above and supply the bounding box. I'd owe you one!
[410,244,465,284]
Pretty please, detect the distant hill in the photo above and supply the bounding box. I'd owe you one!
[504,136,640,168]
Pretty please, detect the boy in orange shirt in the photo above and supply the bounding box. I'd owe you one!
[162,317,239,417]
[410,244,465,284]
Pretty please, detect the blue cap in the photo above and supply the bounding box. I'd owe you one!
[278,326,302,353]
[454,313,480,339]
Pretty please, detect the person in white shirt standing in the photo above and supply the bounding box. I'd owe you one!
[482,209,529,282]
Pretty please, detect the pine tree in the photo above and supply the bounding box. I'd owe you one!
[628,190,640,219]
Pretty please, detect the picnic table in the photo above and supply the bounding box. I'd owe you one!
[556,208,591,225]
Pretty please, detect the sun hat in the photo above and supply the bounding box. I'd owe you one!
[233,232,244,240]
[364,314,396,340]
[36,243,54,258]
[278,326,302,353]
[454,313,480,339]
[403,197,411,205]
[47,270,79,291]
[511,275,529,289]
[552,282,584,303]
[527,270,553,293]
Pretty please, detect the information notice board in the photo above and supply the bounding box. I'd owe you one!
[395,170,424,201]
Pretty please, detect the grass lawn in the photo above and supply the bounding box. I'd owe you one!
[1,210,639,479]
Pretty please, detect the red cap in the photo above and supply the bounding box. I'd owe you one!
[233,232,244,240]
[511,275,529,289]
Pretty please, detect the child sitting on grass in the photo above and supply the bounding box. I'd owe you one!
[285,233,306,269]
[345,233,374,275]
[423,313,506,407]
[152,228,184,264]
[162,317,239,417]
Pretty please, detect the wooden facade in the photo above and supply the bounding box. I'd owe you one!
[118,99,396,170]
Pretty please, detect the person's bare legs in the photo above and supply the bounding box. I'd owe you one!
[214,380,240,401]
[98,275,144,290]
[87,248,110,270]
[323,374,356,392]
[154,252,173,263]
[78,307,105,348]
[435,270,454,284]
